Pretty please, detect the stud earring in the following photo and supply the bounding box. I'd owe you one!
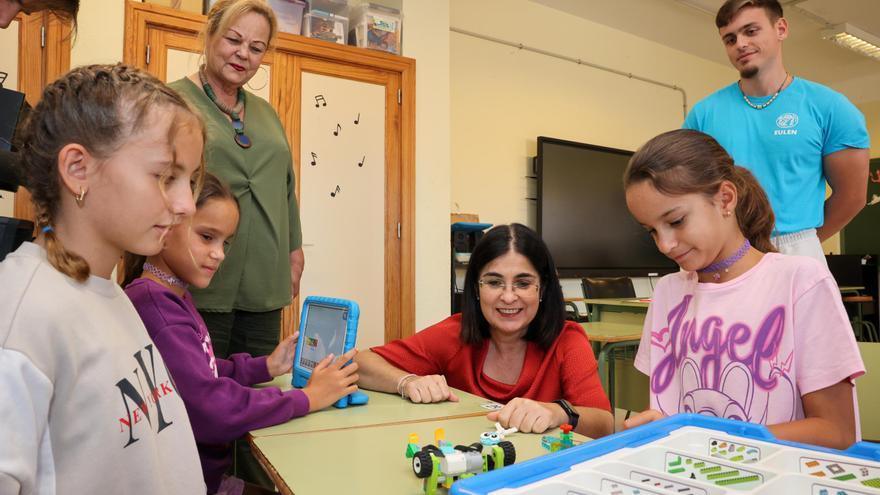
[723,210,731,217]
[75,187,87,207]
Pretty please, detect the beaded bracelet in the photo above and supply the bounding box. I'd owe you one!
[396,373,418,399]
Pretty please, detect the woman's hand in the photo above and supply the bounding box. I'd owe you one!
[622,409,665,430]
[303,349,360,412]
[487,398,560,434]
[266,332,298,377]
[402,375,459,403]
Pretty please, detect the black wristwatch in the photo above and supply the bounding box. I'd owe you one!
[553,399,580,429]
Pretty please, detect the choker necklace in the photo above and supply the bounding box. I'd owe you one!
[143,262,188,289]
[739,73,790,110]
[698,239,751,281]
[198,65,251,149]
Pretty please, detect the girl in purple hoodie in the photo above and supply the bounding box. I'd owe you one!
[124,174,360,495]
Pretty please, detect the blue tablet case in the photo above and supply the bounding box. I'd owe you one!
[291,296,367,408]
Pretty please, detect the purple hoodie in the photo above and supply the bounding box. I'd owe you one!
[125,278,310,493]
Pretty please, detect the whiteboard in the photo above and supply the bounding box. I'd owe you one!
[299,72,386,349]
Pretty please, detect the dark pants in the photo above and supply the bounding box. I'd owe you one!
[200,309,283,491]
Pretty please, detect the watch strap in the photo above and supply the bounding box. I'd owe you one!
[553,399,579,428]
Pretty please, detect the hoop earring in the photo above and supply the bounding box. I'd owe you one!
[246,65,269,91]
[75,187,87,207]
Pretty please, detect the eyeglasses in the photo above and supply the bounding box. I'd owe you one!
[478,277,540,296]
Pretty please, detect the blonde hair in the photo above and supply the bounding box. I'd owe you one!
[27,0,79,32]
[20,63,206,282]
[203,0,278,52]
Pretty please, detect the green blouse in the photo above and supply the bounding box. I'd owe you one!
[170,78,302,312]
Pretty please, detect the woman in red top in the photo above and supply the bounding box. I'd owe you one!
[356,224,613,438]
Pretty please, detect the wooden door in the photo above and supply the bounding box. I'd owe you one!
[123,1,415,344]
[7,11,72,222]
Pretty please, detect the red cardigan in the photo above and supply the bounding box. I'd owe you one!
[371,314,610,411]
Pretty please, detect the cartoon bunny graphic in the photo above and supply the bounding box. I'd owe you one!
[678,358,796,423]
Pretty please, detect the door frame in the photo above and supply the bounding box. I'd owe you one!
[13,11,72,222]
[123,1,416,342]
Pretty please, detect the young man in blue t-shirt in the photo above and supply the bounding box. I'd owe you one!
[684,0,870,265]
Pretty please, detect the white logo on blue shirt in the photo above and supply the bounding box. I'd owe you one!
[774,113,799,135]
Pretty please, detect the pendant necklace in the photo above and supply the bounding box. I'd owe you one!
[697,239,751,281]
[199,65,251,148]
[739,73,790,110]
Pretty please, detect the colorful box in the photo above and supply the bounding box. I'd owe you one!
[350,2,402,55]
[302,10,348,45]
[267,0,307,35]
[452,415,880,495]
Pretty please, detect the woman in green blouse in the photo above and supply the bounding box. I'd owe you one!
[169,0,303,361]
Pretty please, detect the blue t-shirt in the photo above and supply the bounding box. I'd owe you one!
[684,78,869,234]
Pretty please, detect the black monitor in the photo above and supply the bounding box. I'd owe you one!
[536,136,677,278]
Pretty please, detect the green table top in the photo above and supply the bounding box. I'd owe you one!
[250,374,497,438]
[574,297,651,309]
[250,414,590,495]
[580,321,643,344]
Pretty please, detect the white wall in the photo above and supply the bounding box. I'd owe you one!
[402,0,452,329]
[449,0,734,229]
[70,0,124,66]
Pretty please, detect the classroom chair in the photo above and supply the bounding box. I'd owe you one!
[581,277,636,322]
[844,294,879,342]
[581,276,636,299]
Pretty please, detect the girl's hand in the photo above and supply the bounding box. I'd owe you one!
[403,375,459,403]
[622,409,665,430]
[303,348,359,412]
[266,332,298,377]
[487,397,558,434]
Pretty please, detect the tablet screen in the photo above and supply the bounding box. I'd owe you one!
[298,303,349,370]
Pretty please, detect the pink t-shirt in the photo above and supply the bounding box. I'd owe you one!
[634,253,864,428]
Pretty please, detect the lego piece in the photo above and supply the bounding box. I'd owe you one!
[408,430,517,494]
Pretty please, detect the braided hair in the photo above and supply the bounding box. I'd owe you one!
[19,63,205,281]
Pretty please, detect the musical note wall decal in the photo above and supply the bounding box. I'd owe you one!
[330,185,341,197]
[333,123,341,136]
[358,155,365,168]
[310,152,318,166]
[314,95,327,107]
[354,112,360,125]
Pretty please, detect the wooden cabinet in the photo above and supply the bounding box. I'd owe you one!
[10,12,72,222]
[123,1,415,345]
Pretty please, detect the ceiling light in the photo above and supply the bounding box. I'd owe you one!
[822,23,880,61]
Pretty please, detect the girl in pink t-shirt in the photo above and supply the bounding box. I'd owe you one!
[621,129,864,449]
